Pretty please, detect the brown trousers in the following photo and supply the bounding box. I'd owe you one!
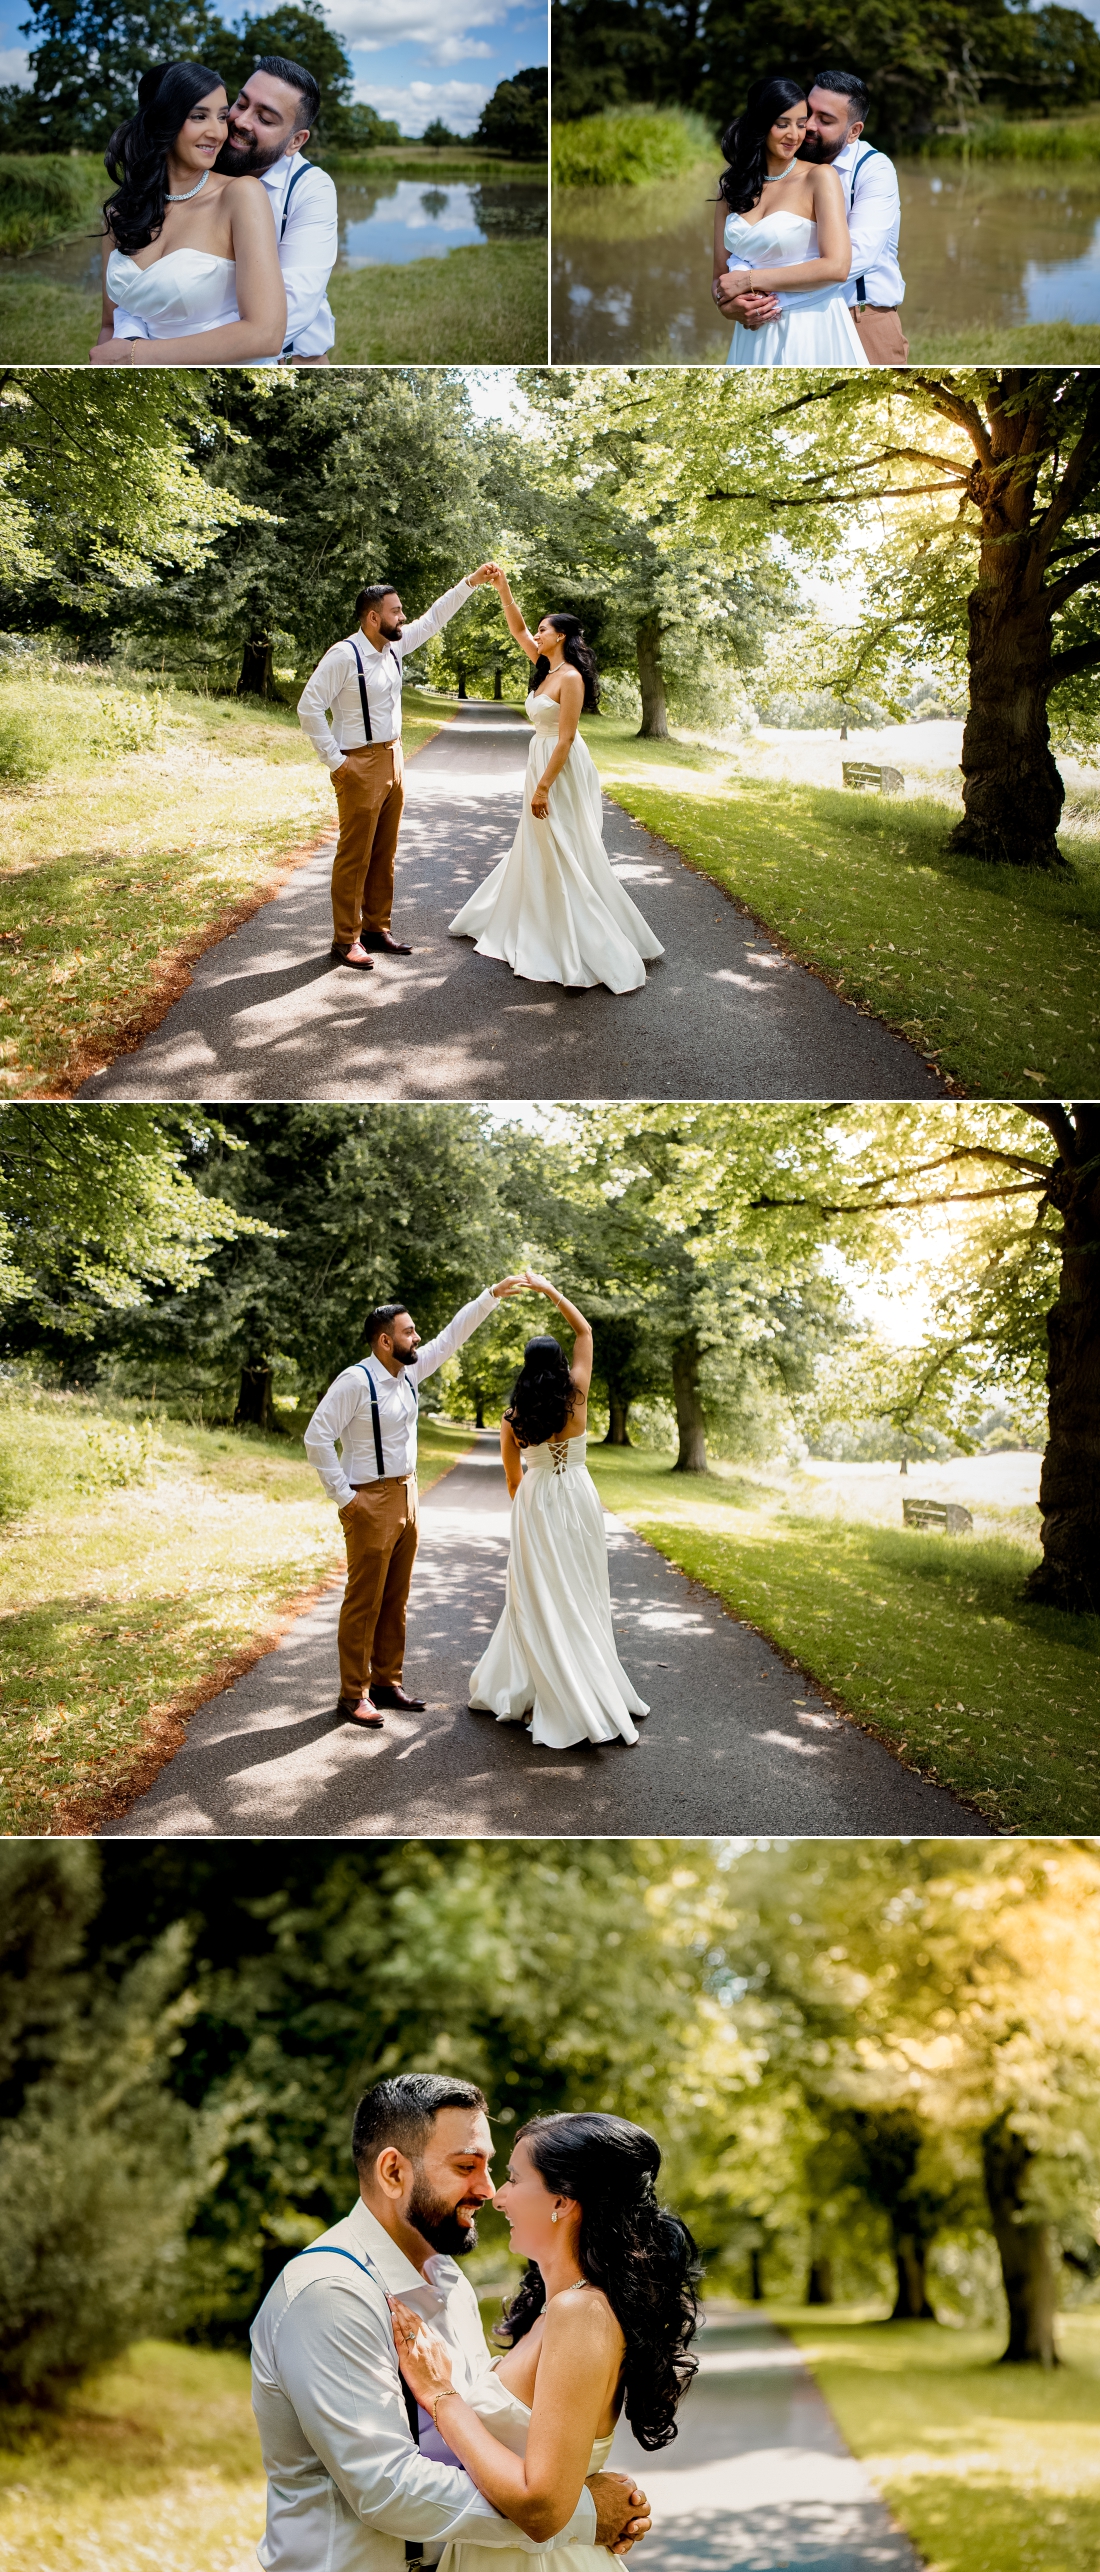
[330,740,405,947]
[852,306,910,365]
[337,1475,419,1700]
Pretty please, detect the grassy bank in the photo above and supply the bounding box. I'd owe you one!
[0,1385,474,1837]
[586,1445,1100,1833]
[908,322,1100,362]
[582,715,1100,1096]
[552,105,714,187]
[328,239,546,361]
[0,149,103,253]
[926,106,1100,161]
[787,2307,1100,2572]
[322,146,545,181]
[0,672,454,1096]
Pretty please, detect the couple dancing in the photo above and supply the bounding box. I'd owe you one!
[297,565,662,994]
[304,1271,647,1750]
[91,56,337,363]
[714,68,907,367]
[252,2073,700,2572]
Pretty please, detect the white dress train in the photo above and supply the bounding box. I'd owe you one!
[722,210,868,366]
[440,2376,617,2572]
[448,691,664,991]
[467,1432,648,1749]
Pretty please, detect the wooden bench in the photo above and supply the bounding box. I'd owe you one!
[842,761,904,794]
[902,1498,973,1536]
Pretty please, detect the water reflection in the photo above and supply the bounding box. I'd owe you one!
[552,155,1100,359]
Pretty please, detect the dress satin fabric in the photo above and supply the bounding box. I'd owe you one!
[722,210,868,366]
[448,691,663,991]
[106,247,278,359]
[467,1433,648,1749]
[440,2373,617,2572]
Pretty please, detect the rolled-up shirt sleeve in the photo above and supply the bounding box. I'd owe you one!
[412,1288,498,1388]
[399,578,475,658]
[273,2282,597,2550]
[304,1368,362,1505]
[298,643,352,771]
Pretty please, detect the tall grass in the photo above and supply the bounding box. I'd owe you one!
[552,105,716,188]
[0,151,104,255]
[926,110,1100,160]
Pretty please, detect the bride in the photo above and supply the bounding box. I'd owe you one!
[389,2109,700,2572]
[91,61,286,364]
[448,570,663,993]
[467,1272,649,1749]
[713,74,867,367]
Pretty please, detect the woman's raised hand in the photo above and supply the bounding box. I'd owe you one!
[387,2297,455,2408]
[523,1269,556,1297]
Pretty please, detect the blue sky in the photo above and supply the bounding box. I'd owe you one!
[0,0,547,136]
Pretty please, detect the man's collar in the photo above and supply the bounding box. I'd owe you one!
[348,2197,433,2295]
[259,149,304,193]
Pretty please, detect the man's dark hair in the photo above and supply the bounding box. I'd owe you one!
[355,582,400,620]
[253,54,320,127]
[353,2074,487,2170]
[363,1301,410,1345]
[811,68,870,119]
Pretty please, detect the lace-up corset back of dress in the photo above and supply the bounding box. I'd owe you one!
[523,1430,587,1477]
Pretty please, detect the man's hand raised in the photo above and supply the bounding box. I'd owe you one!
[587,2471,651,2556]
[490,1274,527,1299]
[467,563,502,586]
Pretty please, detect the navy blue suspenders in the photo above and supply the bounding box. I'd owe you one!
[357,1361,417,1478]
[849,145,877,304]
[349,637,401,747]
[291,2241,425,2529]
[279,162,311,355]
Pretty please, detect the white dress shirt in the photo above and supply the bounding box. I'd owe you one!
[305,1287,498,1505]
[298,579,475,774]
[111,151,338,352]
[834,137,904,307]
[250,2197,598,2572]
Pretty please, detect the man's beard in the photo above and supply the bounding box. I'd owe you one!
[216,131,288,176]
[407,2179,479,2257]
[799,130,845,164]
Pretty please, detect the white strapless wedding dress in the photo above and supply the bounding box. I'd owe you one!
[723,210,867,366]
[448,690,663,991]
[106,246,278,358]
[468,1432,648,1749]
[440,2372,617,2572]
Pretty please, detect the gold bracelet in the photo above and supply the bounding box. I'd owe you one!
[432,2387,458,2428]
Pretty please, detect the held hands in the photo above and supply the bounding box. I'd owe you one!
[467,563,503,587]
[712,275,780,326]
[588,2470,652,2556]
[491,1273,529,1300]
[522,1269,557,1300]
[387,2297,454,2415]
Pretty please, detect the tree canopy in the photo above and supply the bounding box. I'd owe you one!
[0,0,367,153]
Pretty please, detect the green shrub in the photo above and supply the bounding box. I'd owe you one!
[0,701,52,779]
[552,105,716,189]
[0,672,165,779]
[78,1416,161,1492]
[0,152,103,256]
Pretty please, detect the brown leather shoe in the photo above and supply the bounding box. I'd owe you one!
[330,942,374,970]
[369,1682,425,1711]
[336,1693,384,1725]
[359,929,413,955]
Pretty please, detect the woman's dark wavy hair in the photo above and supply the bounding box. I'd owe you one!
[532,614,600,713]
[718,74,807,212]
[504,1335,577,1449]
[103,61,227,255]
[496,2113,701,2450]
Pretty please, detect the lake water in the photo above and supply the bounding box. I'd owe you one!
[552,156,1100,359]
[5,172,546,293]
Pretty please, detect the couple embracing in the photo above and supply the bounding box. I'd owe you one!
[297,565,663,994]
[714,68,908,367]
[252,2073,699,2572]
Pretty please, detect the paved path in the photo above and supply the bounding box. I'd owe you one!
[82,705,944,1103]
[609,2313,922,2572]
[102,1435,981,1839]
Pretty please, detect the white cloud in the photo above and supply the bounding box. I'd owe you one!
[0,47,31,84]
[335,0,510,52]
[354,74,492,132]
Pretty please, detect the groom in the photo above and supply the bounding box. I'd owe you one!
[251,2071,651,2572]
[304,1277,525,1724]
[719,68,908,363]
[298,566,499,968]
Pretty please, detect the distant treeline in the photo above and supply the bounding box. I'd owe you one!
[551,0,1100,140]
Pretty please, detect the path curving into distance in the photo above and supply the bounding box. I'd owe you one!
[101,1434,983,1840]
[81,705,946,1103]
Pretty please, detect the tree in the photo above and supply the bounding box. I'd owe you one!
[216,2,355,150]
[474,68,547,160]
[421,118,461,151]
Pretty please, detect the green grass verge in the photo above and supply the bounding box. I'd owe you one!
[0,2339,265,2572]
[908,323,1100,361]
[0,1388,474,1836]
[0,149,103,253]
[581,714,1100,1096]
[785,2308,1100,2572]
[328,238,546,360]
[586,1446,1100,1832]
[0,675,454,1096]
[552,105,715,187]
[321,148,545,180]
[0,276,100,359]
[925,108,1100,162]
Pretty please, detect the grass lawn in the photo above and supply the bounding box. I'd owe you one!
[0,1387,474,1837]
[0,676,454,1097]
[586,1445,1100,1833]
[328,240,546,362]
[784,2307,1100,2572]
[0,2338,265,2572]
[582,715,1100,1097]
[908,324,1100,362]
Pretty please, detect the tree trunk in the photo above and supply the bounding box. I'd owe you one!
[493,666,503,700]
[950,591,1066,868]
[235,1362,273,1430]
[457,661,467,700]
[473,1385,485,1428]
[238,636,273,698]
[806,2255,833,2305]
[982,2117,1059,2366]
[890,2230,936,2320]
[672,1337,707,1473]
[603,1392,632,1445]
[635,617,669,739]
[749,2246,765,2302]
[1025,1107,1100,1614]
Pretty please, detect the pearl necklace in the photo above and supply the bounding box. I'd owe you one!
[166,168,210,203]
[762,160,798,183]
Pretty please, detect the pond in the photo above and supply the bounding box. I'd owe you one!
[5,170,546,295]
[552,155,1100,360]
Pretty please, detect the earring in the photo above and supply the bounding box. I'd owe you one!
[551,2211,558,2224]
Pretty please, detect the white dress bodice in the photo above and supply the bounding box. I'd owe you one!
[721,206,868,368]
[724,206,818,268]
[521,1430,589,1477]
[106,246,242,337]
